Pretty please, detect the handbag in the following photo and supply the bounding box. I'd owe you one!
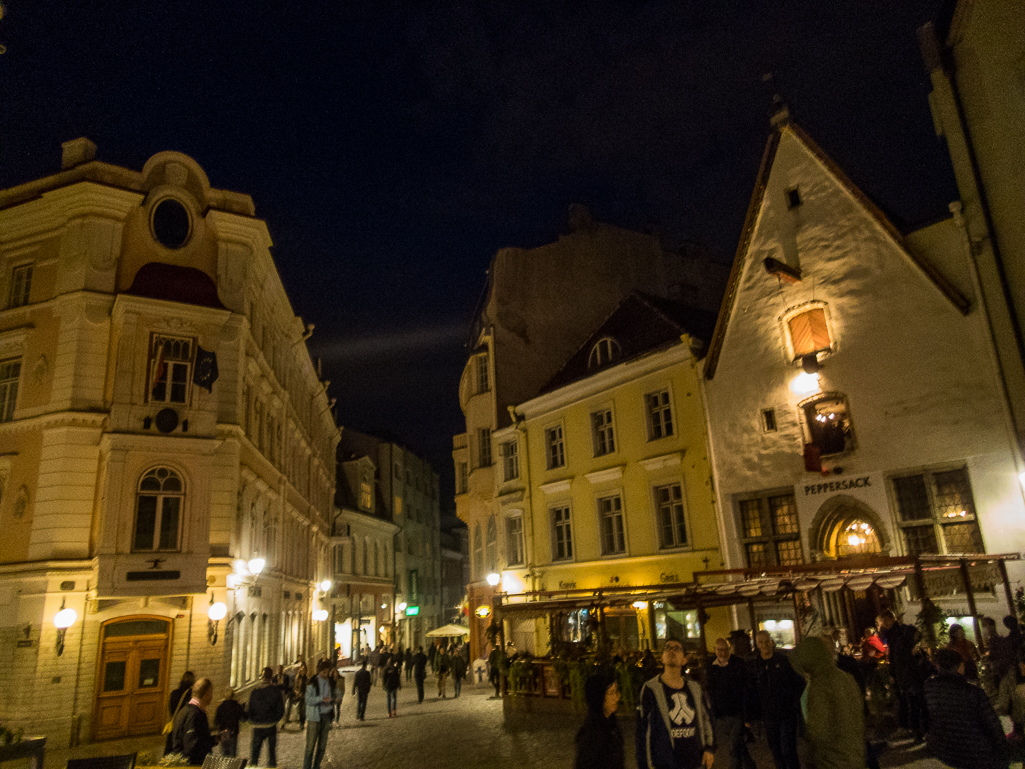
[163,689,190,736]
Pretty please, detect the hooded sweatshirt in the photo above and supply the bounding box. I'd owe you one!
[574,673,624,769]
[789,637,865,769]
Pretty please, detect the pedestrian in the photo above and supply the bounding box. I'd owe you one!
[165,671,195,756]
[405,645,415,682]
[329,666,344,721]
[705,637,755,769]
[452,650,467,698]
[213,688,246,758]
[488,642,504,698]
[994,654,1025,754]
[574,672,624,769]
[249,666,285,768]
[384,658,402,717]
[437,648,451,698]
[353,659,372,721]
[292,661,309,731]
[789,635,865,769]
[170,677,218,765]
[303,659,340,769]
[727,629,755,660]
[428,641,437,673]
[860,627,886,663]
[369,644,381,685]
[413,645,428,703]
[640,648,658,682]
[636,638,714,769]
[983,616,1016,686]
[923,647,1009,769]
[750,630,804,769]
[946,622,981,682]
[876,609,926,742]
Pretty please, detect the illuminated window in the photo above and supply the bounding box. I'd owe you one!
[360,476,373,511]
[737,491,802,567]
[802,393,854,456]
[506,515,524,566]
[592,409,616,456]
[134,467,184,552]
[588,337,621,370]
[892,468,983,556]
[786,306,833,361]
[9,265,32,308]
[546,425,565,469]
[150,335,193,405]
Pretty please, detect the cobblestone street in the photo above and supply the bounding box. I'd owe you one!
[37,672,958,769]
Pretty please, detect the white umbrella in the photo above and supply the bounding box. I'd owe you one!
[426,623,471,638]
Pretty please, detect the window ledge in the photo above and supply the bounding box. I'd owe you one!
[540,478,572,495]
[585,466,625,485]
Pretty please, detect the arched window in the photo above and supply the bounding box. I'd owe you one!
[588,337,621,370]
[134,467,184,551]
[473,524,483,579]
[485,516,498,573]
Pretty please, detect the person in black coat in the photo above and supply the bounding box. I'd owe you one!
[164,671,195,756]
[170,677,217,765]
[413,646,428,703]
[751,631,804,769]
[353,660,373,721]
[249,667,286,768]
[574,672,624,769]
[213,689,246,758]
[924,648,1009,769]
[707,638,755,769]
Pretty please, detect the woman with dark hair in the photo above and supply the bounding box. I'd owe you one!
[947,623,980,681]
[164,671,195,755]
[574,672,624,769]
[293,662,309,730]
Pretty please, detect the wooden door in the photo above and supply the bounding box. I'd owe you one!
[93,619,170,740]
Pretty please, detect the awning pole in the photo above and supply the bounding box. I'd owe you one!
[999,559,1016,619]
[959,559,985,653]
[792,591,802,643]
[747,599,757,634]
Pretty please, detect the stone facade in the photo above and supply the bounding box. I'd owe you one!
[0,141,338,745]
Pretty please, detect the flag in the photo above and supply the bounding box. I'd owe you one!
[193,346,219,392]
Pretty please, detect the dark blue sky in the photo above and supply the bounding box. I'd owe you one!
[0,1,956,505]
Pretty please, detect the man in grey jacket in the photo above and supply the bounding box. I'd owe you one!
[304,660,340,769]
[636,638,715,769]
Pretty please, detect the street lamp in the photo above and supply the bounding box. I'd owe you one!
[312,609,329,622]
[248,557,266,577]
[54,599,77,657]
[320,579,333,593]
[208,595,227,646]
[486,572,501,587]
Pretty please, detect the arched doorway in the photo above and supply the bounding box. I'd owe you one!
[93,616,172,740]
[810,497,893,640]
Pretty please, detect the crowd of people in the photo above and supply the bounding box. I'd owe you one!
[163,639,473,767]
[575,609,1025,769]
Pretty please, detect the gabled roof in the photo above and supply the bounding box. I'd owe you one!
[703,122,970,380]
[539,291,717,394]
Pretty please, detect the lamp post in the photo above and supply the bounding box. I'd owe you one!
[208,594,228,645]
[54,599,77,657]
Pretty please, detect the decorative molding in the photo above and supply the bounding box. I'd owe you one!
[638,452,685,472]
[584,466,625,485]
[498,488,525,505]
[540,479,572,496]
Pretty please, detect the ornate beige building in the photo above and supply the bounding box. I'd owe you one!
[0,139,338,745]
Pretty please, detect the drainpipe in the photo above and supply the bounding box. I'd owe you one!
[950,202,1025,489]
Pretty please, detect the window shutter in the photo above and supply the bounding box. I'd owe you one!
[788,308,831,357]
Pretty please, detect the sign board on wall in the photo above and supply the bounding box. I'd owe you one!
[792,471,891,553]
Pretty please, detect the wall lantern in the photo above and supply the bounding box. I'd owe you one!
[632,601,649,611]
[790,371,820,396]
[54,599,78,657]
[208,595,228,646]
[474,605,491,619]
[319,579,333,593]
[397,602,408,613]
[248,557,266,577]
[312,609,329,622]
[485,572,501,587]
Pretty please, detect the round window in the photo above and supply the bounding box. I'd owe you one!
[151,199,191,249]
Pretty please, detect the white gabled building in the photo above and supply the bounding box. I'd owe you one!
[701,117,1025,642]
[0,139,339,746]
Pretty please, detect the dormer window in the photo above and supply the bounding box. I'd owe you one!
[588,337,621,370]
[783,303,833,362]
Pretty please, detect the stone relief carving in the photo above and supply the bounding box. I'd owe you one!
[13,486,29,520]
[33,355,48,387]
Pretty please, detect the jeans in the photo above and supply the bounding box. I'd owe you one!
[713,716,755,769]
[356,692,368,720]
[764,713,801,769]
[437,671,448,697]
[284,696,294,723]
[415,677,425,703]
[251,726,278,768]
[386,689,398,713]
[303,720,331,769]
[453,675,463,698]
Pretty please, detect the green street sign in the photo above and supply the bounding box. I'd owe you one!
[405,605,420,616]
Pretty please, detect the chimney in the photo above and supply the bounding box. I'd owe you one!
[61,138,97,169]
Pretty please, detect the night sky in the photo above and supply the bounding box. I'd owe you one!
[0,1,957,507]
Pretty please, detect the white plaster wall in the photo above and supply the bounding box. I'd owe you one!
[703,128,1025,576]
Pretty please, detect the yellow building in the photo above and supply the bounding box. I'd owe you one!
[492,293,729,654]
